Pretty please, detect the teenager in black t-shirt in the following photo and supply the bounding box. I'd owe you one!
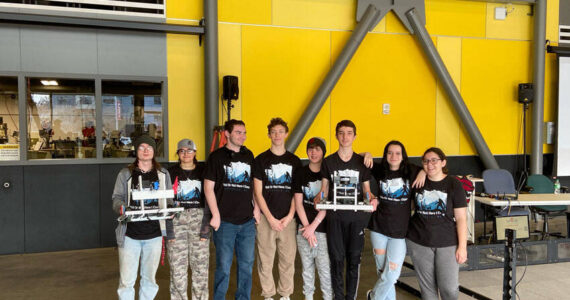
[112,135,174,300]
[293,137,333,300]
[366,140,425,300]
[406,147,467,300]
[315,120,374,300]
[204,119,258,300]
[167,139,210,300]
[253,118,301,300]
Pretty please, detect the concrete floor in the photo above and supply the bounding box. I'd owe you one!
[2,217,570,300]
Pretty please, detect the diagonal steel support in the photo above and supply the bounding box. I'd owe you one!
[285,4,380,152]
[287,0,500,170]
[405,8,499,169]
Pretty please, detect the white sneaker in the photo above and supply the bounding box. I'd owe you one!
[279,297,290,300]
[264,298,274,300]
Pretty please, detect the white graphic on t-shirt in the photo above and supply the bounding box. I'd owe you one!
[380,178,409,202]
[265,163,293,189]
[416,189,448,216]
[223,162,251,188]
[302,179,321,205]
[178,179,201,202]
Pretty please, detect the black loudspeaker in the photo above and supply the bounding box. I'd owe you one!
[222,76,239,100]
[518,83,534,104]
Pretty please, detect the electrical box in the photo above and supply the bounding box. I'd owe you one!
[495,7,507,20]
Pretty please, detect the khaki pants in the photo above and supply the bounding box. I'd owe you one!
[256,214,297,298]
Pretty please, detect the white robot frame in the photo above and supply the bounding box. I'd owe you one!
[117,176,184,222]
[316,175,373,211]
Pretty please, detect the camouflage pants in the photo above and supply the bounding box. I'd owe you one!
[168,208,209,300]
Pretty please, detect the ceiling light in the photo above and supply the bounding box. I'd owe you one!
[40,80,59,86]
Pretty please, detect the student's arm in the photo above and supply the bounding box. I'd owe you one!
[411,164,427,188]
[295,193,310,227]
[359,152,374,168]
[279,196,296,227]
[362,180,377,212]
[204,179,220,231]
[454,207,468,264]
[254,178,284,231]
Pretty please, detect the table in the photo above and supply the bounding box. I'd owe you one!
[475,193,570,206]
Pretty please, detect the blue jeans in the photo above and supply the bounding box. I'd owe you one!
[118,236,163,300]
[213,219,256,300]
[370,231,406,300]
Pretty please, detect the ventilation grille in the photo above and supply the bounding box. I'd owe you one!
[0,0,165,22]
[561,25,570,45]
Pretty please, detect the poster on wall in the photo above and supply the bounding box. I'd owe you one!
[557,56,570,176]
[0,144,19,161]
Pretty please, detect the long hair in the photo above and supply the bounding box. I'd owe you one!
[128,158,162,172]
[422,147,449,174]
[380,140,410,179]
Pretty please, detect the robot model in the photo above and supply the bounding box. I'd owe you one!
[316,174,373,211]
[118,175,184,222]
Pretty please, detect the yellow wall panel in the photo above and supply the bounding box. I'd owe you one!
[219,23,243,122]
[435,36,462,155]
[385,11,409,34]
[330,32,437,157]
[166,0,201,22]
[167,34,205,161]
[546,0,560,43]
[425,0,486,38]
[486,3,533,40]
[460,39,532,156]
[273,0,355,31]
[241,26,332,158]
[219,0,271,25]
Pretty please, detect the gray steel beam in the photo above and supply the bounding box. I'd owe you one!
[204,0,219,157]
[0,12,204,34]
[405,8,500,170]
[285,4,380,152]
[530,0,547,174]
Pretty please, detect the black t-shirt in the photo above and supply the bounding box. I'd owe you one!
[126,168,161,240]
[321,152,371,219]
[204,146,255,225]
[168,163,205,209]
[292,165,327,233]
[253,150,301,219]
[407,175,467,247]
[368,164,420,238]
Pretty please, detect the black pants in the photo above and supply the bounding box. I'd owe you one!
[326,211,371,300]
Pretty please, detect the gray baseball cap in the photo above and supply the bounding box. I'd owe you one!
[177,139,197,152]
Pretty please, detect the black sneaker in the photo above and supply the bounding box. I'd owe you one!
[367,289,372,300]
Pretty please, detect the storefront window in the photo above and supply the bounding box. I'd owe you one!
[0,77,19,161]
[27,78,96,159]
[102,81,163,158]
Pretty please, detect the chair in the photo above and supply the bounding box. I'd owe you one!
[482,169,528,217]
[480,169,529,242]
[526,174,567,239]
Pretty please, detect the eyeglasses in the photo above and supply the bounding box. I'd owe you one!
[178,149,195,154]
[138,146,154,152]
[422,158,441,165]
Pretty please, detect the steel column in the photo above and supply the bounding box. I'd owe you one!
[530,0,547,174]
[406,8,500,170]
[285,4,380,152]
[204,0,219,157]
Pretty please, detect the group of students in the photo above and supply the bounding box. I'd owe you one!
[112,117,468,300]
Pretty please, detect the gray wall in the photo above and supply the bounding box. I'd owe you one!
[561,0,570,28]
[0,24,166,76]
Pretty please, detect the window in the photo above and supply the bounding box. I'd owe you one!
[27,78,96,159]
[0,76,19,161]
[0,76,166,163]
[102,81,164,158]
